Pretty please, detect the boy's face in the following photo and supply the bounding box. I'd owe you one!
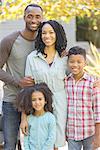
[68,54,86,76]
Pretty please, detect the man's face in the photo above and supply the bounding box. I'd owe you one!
[24,6,43,32]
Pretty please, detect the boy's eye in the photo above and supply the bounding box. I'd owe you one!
[36,15,41,19]
[69,61,74,63]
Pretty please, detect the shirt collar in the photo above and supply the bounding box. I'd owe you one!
[35,51,59,60]
[67,72,89,80]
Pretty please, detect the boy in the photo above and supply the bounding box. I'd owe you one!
[65,46,100,150]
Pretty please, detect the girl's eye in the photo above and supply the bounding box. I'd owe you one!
[78,61,82,64]
[32,99,36,101]
[39,98,42,101]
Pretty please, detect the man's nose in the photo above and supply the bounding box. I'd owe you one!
[31,17,37,23]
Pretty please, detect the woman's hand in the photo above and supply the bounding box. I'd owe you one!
[93,79,100,88]
[61,49,68,57]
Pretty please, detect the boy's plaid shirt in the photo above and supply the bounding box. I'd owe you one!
[65,73,100,140]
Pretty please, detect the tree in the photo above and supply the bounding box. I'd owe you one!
[0,0,99,22]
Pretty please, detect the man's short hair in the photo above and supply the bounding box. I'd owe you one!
[24,4,43,12]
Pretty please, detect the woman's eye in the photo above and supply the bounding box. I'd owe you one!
[50,32,54,34]
[42,32,46,35]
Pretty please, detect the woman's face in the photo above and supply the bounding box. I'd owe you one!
[41,23,56,47]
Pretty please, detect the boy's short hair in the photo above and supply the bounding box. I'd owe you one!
[68,46,86,60]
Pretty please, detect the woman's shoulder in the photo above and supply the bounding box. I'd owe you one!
[27,50,38,58]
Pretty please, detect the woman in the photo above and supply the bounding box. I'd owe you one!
[22,20,68,150]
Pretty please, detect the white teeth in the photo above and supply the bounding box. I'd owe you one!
[45,40,51,42]
[31,24,37,27]
[72,69,78,71]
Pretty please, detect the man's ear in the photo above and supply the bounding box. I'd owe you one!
[23,15,25,20]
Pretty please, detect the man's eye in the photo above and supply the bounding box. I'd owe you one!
[27,15,32,19]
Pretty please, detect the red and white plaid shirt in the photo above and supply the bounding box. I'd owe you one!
[65,73,100,140]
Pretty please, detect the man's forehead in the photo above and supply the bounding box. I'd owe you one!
[25,6,43,14]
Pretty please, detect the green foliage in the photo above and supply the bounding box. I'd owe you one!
[85,43,100,77]
[0,0,100,22]
[76,15,100,48]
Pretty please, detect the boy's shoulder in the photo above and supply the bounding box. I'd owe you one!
[66,72,98,83]
[84,73,98,83]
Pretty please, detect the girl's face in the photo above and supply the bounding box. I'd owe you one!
[41,23,56,47]
[31,91,46,114]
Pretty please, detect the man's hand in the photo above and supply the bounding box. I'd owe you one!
[18,76,35,88]
[20,113,28,135]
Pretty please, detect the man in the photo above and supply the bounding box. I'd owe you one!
[0,4,43,149]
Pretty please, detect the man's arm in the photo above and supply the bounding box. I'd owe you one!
[0,36,34,88]
[0,36,19,86]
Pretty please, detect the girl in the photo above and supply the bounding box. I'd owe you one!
[17,83,56,150]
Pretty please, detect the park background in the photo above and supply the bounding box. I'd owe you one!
[0,0,100,149]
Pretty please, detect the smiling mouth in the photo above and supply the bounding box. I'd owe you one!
[31,25,38,28]
[72,68,78,71]
[44,40,51,43]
